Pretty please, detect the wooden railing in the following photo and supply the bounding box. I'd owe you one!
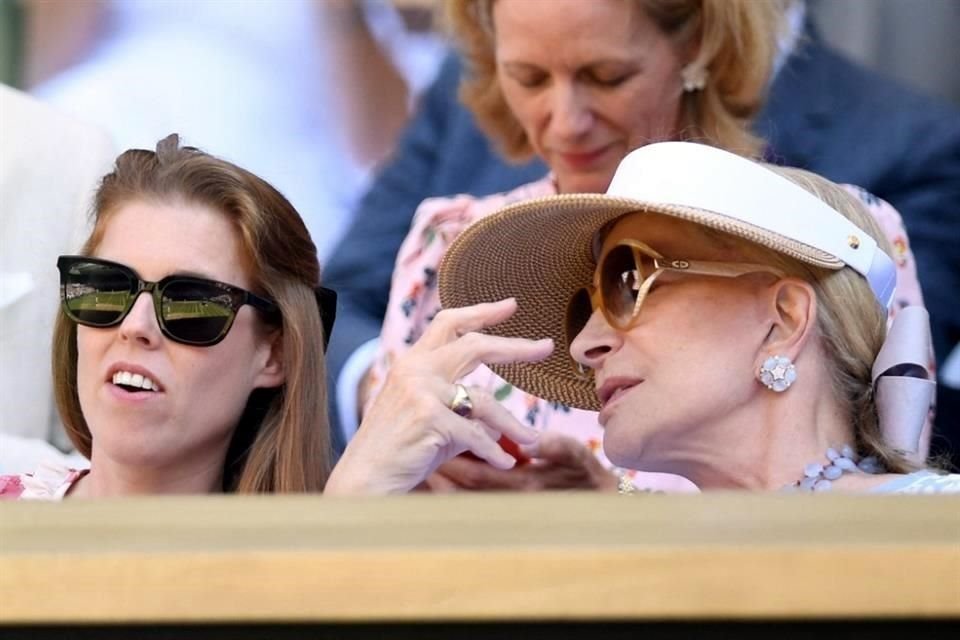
[1,493,958,636]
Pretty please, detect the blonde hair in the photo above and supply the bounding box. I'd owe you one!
[52,134,332,493]
[734,166,918,473]
[445,0,786,161]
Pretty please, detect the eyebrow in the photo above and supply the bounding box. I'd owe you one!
[501,58,639,72]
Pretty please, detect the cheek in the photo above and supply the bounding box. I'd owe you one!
[499,83,543,138]
[184,322,271,422]
[619,87,683,143]
[75,327,106,397]
[657,301,763,407]
[185,345,256,413]
[642,292,760,384]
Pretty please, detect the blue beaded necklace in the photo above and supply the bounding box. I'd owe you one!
[787,445,885,492]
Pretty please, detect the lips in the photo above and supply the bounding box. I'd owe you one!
[556,145,613,170]
[596,376,643,424]
[597,377,642,405]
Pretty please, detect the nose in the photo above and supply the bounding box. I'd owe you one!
[118,292,163,348]
[569,308,621,372]
[548,83,594,141]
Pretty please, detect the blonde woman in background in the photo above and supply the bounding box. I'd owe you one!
[358,0,928,492]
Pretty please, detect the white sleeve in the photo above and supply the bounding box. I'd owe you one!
[335,337,382,444]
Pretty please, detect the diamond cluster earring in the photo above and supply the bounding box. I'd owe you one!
[758,355,797,392]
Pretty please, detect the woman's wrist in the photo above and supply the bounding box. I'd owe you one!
[325,443,397,496]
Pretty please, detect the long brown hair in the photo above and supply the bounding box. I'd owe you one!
[446,0,785,161]
[52,134,332,492]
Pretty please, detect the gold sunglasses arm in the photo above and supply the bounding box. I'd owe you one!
[654,258,784,279]
[629,267,665,321]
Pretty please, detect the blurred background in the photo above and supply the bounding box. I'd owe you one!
[0,0,447,261]
[813,0,960,107]
[1,0,958,260]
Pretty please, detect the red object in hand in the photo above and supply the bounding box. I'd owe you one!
[462,435,531,465]
[496,435,531,465]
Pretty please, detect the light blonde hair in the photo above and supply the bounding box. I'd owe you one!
[445,0,786,161]
[729,167,918,473]
[52,134,332,493]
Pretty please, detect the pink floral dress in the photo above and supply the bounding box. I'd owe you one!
[365,176,928,489]
[0,460,88,500]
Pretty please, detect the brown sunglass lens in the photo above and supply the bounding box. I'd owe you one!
[600,245,642,322]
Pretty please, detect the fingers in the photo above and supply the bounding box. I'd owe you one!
[448,412,518,470]
[467,388,538,445]
[413,298,520,352]
[436,333,554,381]
[519,431,592,466]
[430,457,530,491]
[517,431,618,490]
[421,469,462,493]
[399,297,554,392]
[428,388,537,470]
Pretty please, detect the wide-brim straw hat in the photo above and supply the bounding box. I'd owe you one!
[438,142,896,411]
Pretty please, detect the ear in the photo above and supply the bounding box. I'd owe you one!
[253,329,285,389]
[757,278,818,364]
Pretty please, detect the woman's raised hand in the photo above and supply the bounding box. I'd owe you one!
[325,298,553,495]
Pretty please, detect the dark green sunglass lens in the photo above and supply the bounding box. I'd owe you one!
[63,263,133,326]
[160,280,234,344]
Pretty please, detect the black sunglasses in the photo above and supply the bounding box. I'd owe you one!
[57,256,336,349]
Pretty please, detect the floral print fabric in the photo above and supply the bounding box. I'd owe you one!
[0,459,88,500]
[366,175,928,489]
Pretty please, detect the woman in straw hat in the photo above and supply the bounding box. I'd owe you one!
[356,0,929,492]
[435,142,955,493]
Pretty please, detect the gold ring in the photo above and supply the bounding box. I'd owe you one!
[449,384,474,418]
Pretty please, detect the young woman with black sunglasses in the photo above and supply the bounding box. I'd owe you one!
[1,134,545,499]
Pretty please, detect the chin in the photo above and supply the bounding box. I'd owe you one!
[88,418,165,461]
[601,420,646,471]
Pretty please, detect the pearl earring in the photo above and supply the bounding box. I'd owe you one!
[758,355,797,392]
[681,63,708,92]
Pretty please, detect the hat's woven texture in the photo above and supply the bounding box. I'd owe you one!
[439,193,841,411]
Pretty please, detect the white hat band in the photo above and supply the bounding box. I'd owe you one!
[606,142,897,308]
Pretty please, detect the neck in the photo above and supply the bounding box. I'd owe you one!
[642,377,854,491]
[73,448,228,498]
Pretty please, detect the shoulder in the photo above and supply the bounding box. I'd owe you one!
[9,460,89,501]
[871,471,960,494]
